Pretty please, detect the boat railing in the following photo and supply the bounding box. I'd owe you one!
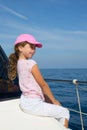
[45,78,87,130]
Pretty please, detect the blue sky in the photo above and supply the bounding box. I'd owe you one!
[0,0,87,68]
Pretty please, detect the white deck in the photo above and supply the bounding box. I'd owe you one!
[0,99,67,130]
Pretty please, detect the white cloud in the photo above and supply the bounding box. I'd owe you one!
[0,4,28,20]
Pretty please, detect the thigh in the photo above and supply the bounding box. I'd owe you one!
[35,101,68,118]
[20,96,69,120]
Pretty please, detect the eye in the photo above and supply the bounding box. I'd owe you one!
[30,44,36,50]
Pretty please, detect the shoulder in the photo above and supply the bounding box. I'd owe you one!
[27,59,37,71]
[17,59,37,70]
[28,59,37,65]
[27,59,37,67]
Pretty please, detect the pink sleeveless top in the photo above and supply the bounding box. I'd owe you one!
[17,59,44,101]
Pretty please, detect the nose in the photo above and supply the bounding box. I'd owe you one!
[31,47,36,52]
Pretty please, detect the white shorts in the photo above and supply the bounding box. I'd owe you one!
[19,95,70,125]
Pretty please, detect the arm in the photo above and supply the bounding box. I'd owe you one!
[31,64,61,106]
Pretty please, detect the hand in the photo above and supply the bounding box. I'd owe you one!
[52,99,62,106]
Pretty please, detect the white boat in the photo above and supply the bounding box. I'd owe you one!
[0,98,67,130]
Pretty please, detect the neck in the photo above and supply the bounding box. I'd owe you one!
[18,55,28,60]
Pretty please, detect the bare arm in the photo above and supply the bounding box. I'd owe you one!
[31,64,61,106]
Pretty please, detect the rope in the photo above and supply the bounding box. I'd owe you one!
[68,108,87,116]
[45,78,87,84]
[78,86,87,91]
[75,82,84,130]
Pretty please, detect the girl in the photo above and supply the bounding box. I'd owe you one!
[8,34,70,129]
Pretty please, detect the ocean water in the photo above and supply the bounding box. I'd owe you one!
[41,68,87,130]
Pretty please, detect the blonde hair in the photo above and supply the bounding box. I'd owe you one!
[8,42,28,80]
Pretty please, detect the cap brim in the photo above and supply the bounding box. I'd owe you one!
[30,42,42,48]
[35,43,42,48]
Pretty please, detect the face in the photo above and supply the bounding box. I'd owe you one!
[18,43,36,59]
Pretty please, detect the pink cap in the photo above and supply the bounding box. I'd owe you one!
[15,34,42,48]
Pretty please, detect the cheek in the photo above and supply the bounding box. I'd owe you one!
[23,48,36,57]
[33,49,36,54]
[30,49,36,55]
[26,50,35,57]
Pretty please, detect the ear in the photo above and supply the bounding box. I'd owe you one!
[18,46,23,52]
